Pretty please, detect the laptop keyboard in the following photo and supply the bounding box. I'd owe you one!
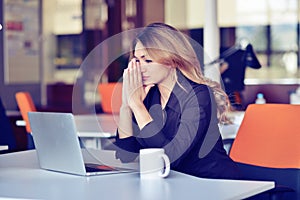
[85,163,117,172]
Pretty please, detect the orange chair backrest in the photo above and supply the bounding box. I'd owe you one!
[98,82,122,113]
[230,104,300,169]
[15,92,37,133]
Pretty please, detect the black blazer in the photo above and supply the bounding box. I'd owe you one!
[115,70,241,179]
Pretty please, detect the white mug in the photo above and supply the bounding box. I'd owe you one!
[139,148,170,179]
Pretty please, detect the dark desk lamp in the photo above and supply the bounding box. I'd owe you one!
[243,44,261,69]
[205,42,261,69]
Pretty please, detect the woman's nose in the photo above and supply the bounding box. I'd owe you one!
[140,63,146,72]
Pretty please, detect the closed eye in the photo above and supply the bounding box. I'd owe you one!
[145,59,153,63]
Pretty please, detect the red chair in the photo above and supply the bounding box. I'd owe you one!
[15,92,37,134]
[98,82,122,114]
[15,92,37,149]
[229,104,300,200]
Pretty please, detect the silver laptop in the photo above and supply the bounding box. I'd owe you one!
[28,111,134,176]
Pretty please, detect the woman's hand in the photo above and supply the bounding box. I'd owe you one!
[123,59,153,110]
[128,59,145,109]
[120,58,154,130]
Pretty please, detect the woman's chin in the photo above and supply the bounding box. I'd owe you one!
[143,81,151,86]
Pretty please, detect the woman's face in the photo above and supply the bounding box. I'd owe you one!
[134,42,173,86]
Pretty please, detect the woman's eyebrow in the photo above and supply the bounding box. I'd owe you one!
[134,55,146,59]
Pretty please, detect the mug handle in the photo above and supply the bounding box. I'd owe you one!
[159,154,170,178]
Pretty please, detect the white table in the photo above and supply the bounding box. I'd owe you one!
[0,150,274,200]
[16,114,119,149]
[219,111,245,139]
[76,112,245,150]
[16,112,245,150]
[218,111,245,153]
[0,145,8,151]
[75,114,118,149]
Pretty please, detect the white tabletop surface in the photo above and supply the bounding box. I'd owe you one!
[0,150,274,200]
[75,114,119,132]
[15,113,118,138]
[16,112,244,140]
[0,146,8,151]
[75,112,244,140]
[15,112,244,150]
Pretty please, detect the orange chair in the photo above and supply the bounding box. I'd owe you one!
[98,82,122,113]
[15,92,37,134]
[229,104,300,200]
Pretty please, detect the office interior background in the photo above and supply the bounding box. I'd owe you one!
[0,0,299,113]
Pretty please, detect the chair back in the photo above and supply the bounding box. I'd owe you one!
[15,92,37,133]
[229,104,300,199]
[230,104,300,168]
[98,82,122,113]
[0,97,16,149]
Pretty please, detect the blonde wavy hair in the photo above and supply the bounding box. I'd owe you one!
[130,23,230,122]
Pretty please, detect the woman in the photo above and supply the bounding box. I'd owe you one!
[115,23,241,179]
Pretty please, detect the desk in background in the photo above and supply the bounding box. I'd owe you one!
[15,113,119,149]
[15,111,245,150]
[0,146,8,151]
[0,150,274,200]
[76,111,245,150]
[75,114,118,149]
[219,111,245,153]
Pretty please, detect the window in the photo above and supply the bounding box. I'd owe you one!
[235,0,299,79]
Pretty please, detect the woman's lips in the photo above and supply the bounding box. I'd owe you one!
[142,76,149,81]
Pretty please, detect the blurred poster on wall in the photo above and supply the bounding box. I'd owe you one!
[3,0,40,83]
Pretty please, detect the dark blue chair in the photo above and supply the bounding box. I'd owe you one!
[0,97,16,151]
